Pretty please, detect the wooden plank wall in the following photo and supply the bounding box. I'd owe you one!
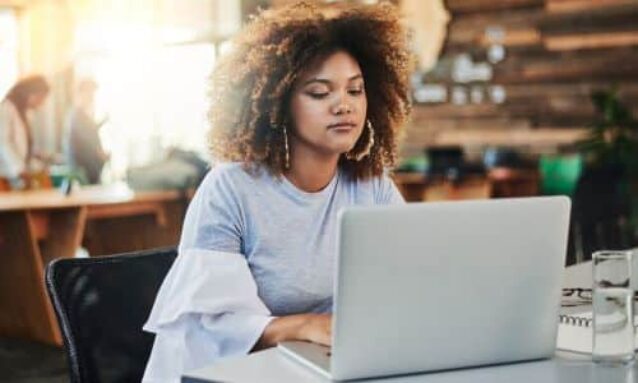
[402,0,638,160]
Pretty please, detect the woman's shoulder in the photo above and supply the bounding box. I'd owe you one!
[198,162,269,196]
[0,99,18,118]
[0,100,22,132]
[345,169,395,190]
[342,169,402,204]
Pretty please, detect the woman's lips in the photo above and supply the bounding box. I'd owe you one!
[328,123,356,131]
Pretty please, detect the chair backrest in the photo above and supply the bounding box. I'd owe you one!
[539,154,583,196]
[45,247,177,383]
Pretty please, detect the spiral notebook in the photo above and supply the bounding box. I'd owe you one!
[556,312,638,354]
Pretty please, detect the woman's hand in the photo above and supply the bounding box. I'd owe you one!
[253,313,332,351]
[298,313,332,346]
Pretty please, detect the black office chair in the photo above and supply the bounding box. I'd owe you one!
[45,247,177,383]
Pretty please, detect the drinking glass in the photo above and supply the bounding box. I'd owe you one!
[592,250,635,364]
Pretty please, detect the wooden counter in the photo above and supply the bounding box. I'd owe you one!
[0,184,189,345]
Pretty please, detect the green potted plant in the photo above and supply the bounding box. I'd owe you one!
[576,89,638,245]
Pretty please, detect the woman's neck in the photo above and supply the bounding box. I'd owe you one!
[284,148,340,193]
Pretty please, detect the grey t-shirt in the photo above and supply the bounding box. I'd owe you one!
[143,162,404,382]
[183,163,404,315]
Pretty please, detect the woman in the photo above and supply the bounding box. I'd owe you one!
[143,2,412,381]
[0,75,50,190]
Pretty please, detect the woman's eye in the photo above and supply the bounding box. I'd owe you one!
[348,88,364,96]
[308,92,329,99]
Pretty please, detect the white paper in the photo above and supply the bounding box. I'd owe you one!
[556,312,638,354]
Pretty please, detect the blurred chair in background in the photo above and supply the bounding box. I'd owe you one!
[423,176,492,201]
[488,167,540,198]
[423,146,492,201]
[539,154,583,196]
[483,147,539,198]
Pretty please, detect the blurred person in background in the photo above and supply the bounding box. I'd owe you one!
[64,78,109,184]
[0,75,50,190]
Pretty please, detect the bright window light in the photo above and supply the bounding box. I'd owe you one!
[0,8,19,98]
[74,23,215,180]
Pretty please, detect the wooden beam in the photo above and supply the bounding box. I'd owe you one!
[539,6,638,35]
[411,104,505,119]
[411,95,638,127]
[478,28,541,47]
[502,83,638,99]
[494,51,638,83]
[445,0,543,14]
[411,101,599,122]
[446,8,544,46]
[546,0,638,14]
[545,31,638,51]
[407,117,532,130]
[405,126,588,148]
[447,2,638,46]
[516,61,638,83]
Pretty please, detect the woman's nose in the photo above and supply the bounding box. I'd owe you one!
[332,95,353,115]
[333,103,351,115]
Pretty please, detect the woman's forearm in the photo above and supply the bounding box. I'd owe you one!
[253,314,310,350]
[253,313,331,350]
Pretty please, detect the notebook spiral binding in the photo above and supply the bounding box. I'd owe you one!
[559,314,592,327]
[559,314,638,330]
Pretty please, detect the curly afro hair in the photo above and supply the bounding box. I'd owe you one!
[208,1,412,179]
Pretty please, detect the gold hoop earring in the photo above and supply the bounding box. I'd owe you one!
[283,124,290,170]
[346,119,374,161]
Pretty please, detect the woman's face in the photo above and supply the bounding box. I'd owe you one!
[27,90,48,109]
[288,50,367,160]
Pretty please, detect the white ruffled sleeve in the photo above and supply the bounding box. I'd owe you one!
[142,168,274,383]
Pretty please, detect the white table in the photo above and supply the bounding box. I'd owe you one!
[183,262,638,382]
[183,348,637,383]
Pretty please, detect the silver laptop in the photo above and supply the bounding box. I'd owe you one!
[279,196,571,381]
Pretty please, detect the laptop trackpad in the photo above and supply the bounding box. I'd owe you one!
[278,341,331,375]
